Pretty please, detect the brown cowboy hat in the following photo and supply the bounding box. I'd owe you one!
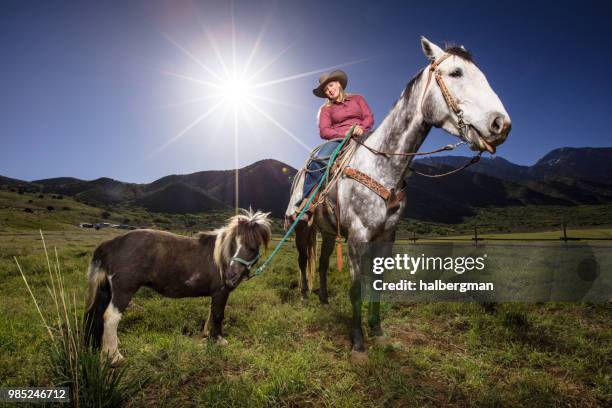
[312,70,348,98]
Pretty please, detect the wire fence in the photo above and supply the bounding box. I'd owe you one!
[396,223,612,245]
[270,223,612,245]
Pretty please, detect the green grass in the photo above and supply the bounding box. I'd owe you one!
[1,228,610,407]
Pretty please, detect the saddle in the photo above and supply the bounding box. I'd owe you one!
[284,136,406,225]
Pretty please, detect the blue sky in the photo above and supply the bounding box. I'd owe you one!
[1,0,610,183]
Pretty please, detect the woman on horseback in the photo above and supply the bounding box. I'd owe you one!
[292,70,374,221]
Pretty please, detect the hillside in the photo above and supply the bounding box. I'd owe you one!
[1,147,611,224]
[415,147,612,184]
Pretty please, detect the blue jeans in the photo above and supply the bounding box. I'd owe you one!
[300,139,342,204]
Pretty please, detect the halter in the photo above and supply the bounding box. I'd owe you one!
[230,252,260,280]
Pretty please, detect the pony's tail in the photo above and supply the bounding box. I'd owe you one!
[306,227,317,291]
[83,260,112,349]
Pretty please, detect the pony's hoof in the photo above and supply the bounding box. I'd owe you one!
[350,350,369,364]
[110,353,125,367]
[214,336,229,346]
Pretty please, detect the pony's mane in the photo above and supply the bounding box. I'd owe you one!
[211,208,272,269]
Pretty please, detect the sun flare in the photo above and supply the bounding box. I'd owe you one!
[147,6,369,211]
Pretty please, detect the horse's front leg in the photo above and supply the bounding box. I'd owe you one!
[348,241,365,354]
[368,233,394,339]
[204,290,229,345]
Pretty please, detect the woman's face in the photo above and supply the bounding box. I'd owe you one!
[324,81,341,101]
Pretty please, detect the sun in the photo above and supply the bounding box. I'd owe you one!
[223,75,252,107]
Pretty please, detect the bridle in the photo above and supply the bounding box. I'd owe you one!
[420,52,472,144]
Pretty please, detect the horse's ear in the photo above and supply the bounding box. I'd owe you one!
[420,36,444,62]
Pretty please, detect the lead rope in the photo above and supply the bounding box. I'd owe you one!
[335,179,343,273]
[254,126,356,276]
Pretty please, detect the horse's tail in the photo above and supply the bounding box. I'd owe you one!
[306,227,317,291]
[83,259,112,349]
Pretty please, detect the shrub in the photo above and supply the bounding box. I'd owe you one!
[14,238,142,407]
[47,206,55,211]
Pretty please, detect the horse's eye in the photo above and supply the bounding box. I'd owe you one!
[449,69,462,78]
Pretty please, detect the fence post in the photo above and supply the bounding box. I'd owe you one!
[474,225,478,246]
[562,222,568,244]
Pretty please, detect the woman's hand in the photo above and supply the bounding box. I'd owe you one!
[353,125,364,136]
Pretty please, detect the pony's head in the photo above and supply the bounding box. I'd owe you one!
[419,36,511,153]
[213,208,272,289]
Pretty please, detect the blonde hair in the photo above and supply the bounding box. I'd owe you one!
[323,83,352,107]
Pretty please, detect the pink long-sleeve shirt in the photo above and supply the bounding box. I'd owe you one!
[318,94,374,140]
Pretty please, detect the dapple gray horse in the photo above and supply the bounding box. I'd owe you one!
[290,37,511,358]
[84,209,271,364]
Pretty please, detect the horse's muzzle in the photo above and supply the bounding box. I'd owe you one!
[487,114,512,145]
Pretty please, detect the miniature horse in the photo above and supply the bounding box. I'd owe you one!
[84,209,271,364]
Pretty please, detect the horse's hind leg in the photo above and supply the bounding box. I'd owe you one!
[318,233,335,304]
[101,276,137,365]
[101,302,124,365]
[295,222,313,300]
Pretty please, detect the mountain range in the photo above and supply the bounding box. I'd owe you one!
[2,147,611,224]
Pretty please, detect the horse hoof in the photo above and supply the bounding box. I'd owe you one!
[372,335,393,347]
[369,326,384,337]
[350,350,369,364]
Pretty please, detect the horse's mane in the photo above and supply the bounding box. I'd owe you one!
[395,43,475,108]
[444,44,475,63]
[209,208,272,269]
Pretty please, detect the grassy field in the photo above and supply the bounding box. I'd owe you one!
[1,190,611,406]
[1,227,610,407]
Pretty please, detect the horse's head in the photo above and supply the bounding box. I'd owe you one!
[419,36,511,153]
[214,208,272,289]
